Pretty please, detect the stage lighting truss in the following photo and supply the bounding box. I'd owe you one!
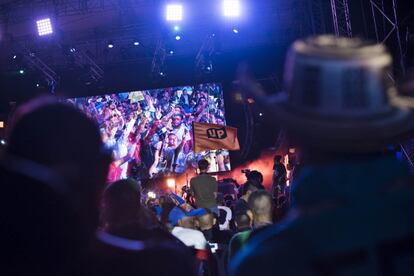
[195,34,215,75]
[71,50,104,82]
[166,4,183,21]
[151,38,166,77]
[36,18,53,36]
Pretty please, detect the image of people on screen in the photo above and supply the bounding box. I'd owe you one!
[68,83,231,182]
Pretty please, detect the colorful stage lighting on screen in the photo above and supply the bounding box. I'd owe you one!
[36,18,53,36]
[223,0,240,17]
[166,4,183,21]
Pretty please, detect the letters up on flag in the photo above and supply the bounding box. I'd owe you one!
[193,122,240,153]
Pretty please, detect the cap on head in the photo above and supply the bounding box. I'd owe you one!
[168,206,207,226]
[262,35,414,152]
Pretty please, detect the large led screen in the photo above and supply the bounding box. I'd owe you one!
[68,83,230,182]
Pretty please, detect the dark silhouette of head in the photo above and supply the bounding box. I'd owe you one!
[274,155,282,163]
[198,209,215,231]
[7,97,111,234]
[248,190,273,226]
[246,170,264,186]
[234,211,252,230]
[198,159,210,172]
[100,178,142,229]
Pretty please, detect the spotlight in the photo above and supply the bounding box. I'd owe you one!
[0,121,4,128]
[223,0,240,17]
[259,112,263,117]
[69,47,76,53]
[19,69,24,74]
[174,25,180,31]
[233,28,239,34]
[160,72,165,76]
[167,179,176,188]
[166,4,183,21]
[12,55,17,59]
[36,18,53,36]
[175,35,181,41]
[107,41,114,48]
[133,41,140,46]
[169,50,174,54]
[0,139,5,145]
[36,83,40,87]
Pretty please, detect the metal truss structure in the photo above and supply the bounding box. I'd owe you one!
[24,52,59,92]
[0,0,148,25]
[369,0,405,75]
[71,49,104,82]
[151,38,166,78]
[195,34,215,77]
[11,39,60,92]
[307,0,328,34]
[330,0,352,37]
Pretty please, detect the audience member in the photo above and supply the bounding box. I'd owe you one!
[245,170,264,188]
[190,159,218,214]
[218,205,233,231]
[248,190,273,231]
[198,209,233,244]
[233,180,258,215]
[4,98,195,275]
[228,190,273,261]
[272,155,287,198]
[100,178,178,243]
[233,211,252,233]
[169,206,208,251]
[230,35,414,275]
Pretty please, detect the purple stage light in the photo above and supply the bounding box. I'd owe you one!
[36,18,53,36]
[223,0,240,17]
[166,4,183,21]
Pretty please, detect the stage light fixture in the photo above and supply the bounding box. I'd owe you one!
[0,121,4,128]
[223,0,240,17]
[36,83,40,87]
[13,55,17,59]
[107,41,114,48]
[36,18,53,36]
[233,28,239,34]
[133,41,140,46]
[69,47,76,53]
[174,25,180,31]
[19,69,24,74]
[0,139,5,145]
[259,112,263,117]
[175,35,181,41]
[166,4,183,21]
[169,50,174,54]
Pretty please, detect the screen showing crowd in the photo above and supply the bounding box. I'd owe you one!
[68,83,231,182]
